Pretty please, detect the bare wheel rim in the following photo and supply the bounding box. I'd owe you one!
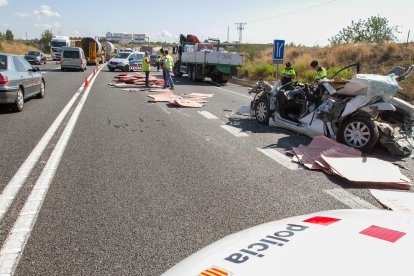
[344,121,371,147]
[17,90,24,108]
[256,102,267,121]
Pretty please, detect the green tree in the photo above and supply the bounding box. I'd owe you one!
[39,29,53,53]
[5,29,14,41]
[329,16,398,45]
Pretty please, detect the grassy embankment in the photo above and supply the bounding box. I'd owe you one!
[238,43,414,99]
[0,40,38,55]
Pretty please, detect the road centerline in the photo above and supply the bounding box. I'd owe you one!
[0,65,104,275]
[0,72,95,224]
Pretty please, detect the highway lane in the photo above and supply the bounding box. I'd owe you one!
[0,63,95,191]
[0,66,412,275]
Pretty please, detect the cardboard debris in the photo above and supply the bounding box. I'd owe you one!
[370,189,414,214]
[112,73,165,87]
[122,88,141,92]
[147,89,213,108]
[171,99,203,108]
[290,136,412,189]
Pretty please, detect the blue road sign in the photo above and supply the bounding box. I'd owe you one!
[273,39,285,64]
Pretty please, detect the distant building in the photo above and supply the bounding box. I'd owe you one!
[106,32,146,43]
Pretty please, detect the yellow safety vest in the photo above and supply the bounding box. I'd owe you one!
[165,55,173,69]
[316,67,327,79]
[142,57,150,72]
[282,68,296,76]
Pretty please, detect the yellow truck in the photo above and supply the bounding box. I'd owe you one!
[75,37,104,65]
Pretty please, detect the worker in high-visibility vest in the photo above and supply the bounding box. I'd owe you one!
[156,55,161,72]
[163,50,175,90]
[310,60,327,80]
[142,51,151,87]
[281,61,296,86]
[159,49,165,83]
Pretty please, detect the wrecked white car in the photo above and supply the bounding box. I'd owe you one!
[249,64,414,156]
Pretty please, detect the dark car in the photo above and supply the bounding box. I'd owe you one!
[24,51,47,65]
[0,53,45,112]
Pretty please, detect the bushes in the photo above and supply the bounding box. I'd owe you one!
[237,43,414,97]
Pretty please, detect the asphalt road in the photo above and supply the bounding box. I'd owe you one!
[0,63,413,275]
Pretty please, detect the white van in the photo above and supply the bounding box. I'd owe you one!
[61,47,87,72]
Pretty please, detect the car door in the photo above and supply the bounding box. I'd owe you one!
[21,57,42,95]
[128,53,136,67]
[12,56,33,97]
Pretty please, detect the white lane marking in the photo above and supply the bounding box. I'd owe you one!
[198,111,219,119]
[158,104,171,114]
[220,125,249,137]
[0,65,104,275]
[0,73,95,223]
[174,109,191,117]
[215,86,252,99]
[257,148,302,170]
[325,188,379,209]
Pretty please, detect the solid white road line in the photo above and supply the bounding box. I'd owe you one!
[257,148,302,170]
[215,86,252,99]
[220,125,249,137]
[198,111,219,119]
[0,73,95,224]
[325,188,378,209]
[0,65,104,275]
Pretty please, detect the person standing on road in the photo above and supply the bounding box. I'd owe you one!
[142,51,151,87]
[310,60,327,80]
[163,50,175,90]
[156,55,161,72]
[281,61,296,86]
[159,49,166,84]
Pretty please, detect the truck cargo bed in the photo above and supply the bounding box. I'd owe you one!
[181,51,242,66]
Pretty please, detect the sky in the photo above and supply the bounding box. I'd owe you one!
[0,0,413,46]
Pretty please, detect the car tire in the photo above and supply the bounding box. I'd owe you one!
[255,98,270,124]
[338,116,379,151]
[124,65,130,72]
[14,88,24,112]
[61,67,65,72]
[37,81,45,99]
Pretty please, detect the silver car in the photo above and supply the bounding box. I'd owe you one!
[25,51,47,65]
[0,53,45,112]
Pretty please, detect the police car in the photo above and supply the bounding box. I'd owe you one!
[107,51,144,72]
[162,209,413,276]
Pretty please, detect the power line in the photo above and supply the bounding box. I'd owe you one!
[246,0,344,24]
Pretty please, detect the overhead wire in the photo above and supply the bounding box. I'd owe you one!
[245,0,346,24]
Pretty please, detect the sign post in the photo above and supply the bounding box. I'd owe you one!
[273,39,285,81]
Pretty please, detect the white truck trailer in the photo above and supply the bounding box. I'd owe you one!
[174,34,243,84]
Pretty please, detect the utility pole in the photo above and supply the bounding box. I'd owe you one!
[235,23,246,43]
[227,26,229,42]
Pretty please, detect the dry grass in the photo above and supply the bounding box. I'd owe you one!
[238,43,414,99]
[0,41,38,55]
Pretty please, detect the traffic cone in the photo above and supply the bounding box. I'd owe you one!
[84,76,89,87]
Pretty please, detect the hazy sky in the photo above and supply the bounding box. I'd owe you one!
[0,0,412,46]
